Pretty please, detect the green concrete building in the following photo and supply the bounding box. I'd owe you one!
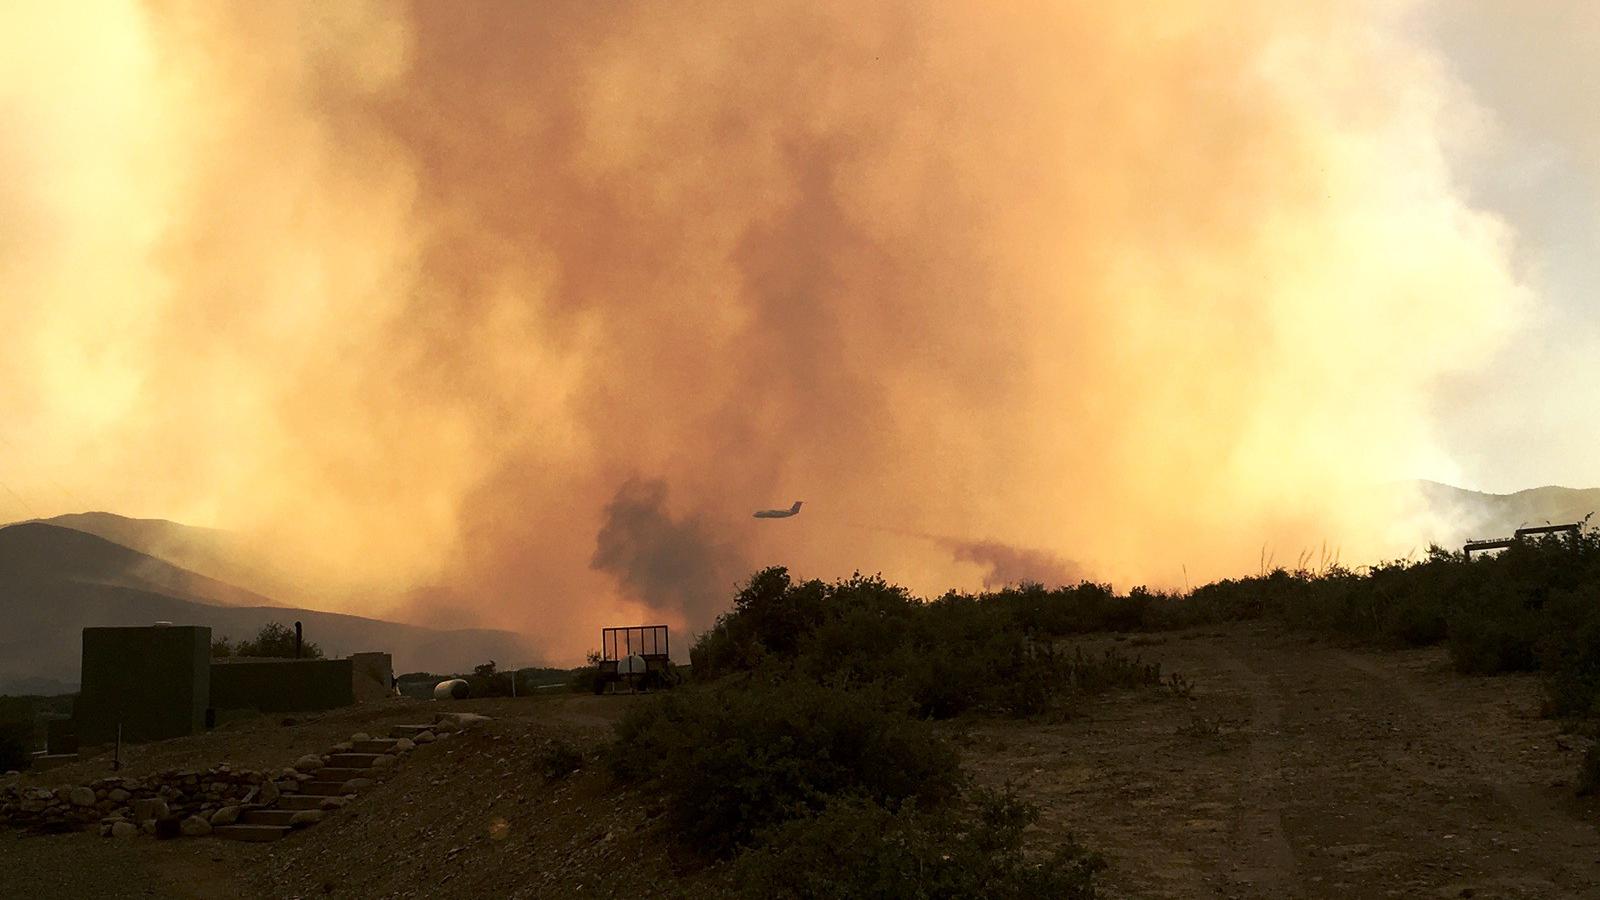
[77,625,210,746]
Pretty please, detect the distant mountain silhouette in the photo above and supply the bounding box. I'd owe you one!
[0,522,540,694]
[1416,481,1600,541]
[31,511,314,605]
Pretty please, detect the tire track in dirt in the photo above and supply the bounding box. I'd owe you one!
[963,624,1600,899]
[1205,643,1298,897]
[1212,629,1600,899]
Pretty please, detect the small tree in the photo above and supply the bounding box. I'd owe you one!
[219,622,325,659]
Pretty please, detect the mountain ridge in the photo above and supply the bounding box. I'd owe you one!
[0,522,541,694]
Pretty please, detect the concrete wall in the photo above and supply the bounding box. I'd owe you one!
[78,625,210,745]
[349,652,394,702]
[209,658,355,713]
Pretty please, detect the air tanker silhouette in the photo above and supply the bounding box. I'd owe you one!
[753,501,803,519]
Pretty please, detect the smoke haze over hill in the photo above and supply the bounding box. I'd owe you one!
[0,2,1541,659]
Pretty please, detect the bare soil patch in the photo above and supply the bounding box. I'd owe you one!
[962,622,1600,898]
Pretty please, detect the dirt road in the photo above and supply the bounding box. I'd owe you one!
[964,623,1600,898]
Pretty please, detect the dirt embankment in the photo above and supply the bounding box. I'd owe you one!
[4,627,1599,899]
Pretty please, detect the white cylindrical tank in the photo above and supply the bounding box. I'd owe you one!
[433,678,470,700]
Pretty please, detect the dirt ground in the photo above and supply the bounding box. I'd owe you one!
[964,623,1600,899]
[4,623,1598,898]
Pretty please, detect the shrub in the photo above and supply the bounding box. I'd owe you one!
[729,787,1103,899]
[608,678,961,856]
[1579,744,1600,797]
[212,622,324,659]
[535,738,585,782]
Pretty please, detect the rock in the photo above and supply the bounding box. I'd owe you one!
[452,713,491,727]
[108,788,130,803]
[288,809,323,827]
[330,742,353,753]
[110,821,137,838]
[340,778,374,794]
[413,731,436,744]
[351,732,371,743]
[210,806,240,826]
[393,738,416,753]
[179,815,212,837]
[319,796,350,810]
[131,798,169,821]
[294,755,324,773]
[257,782,280,805]
[369,755,395,769]
[432,718,462,734]
[68,787,96,807]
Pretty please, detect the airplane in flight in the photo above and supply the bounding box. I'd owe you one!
[753,501,803,519]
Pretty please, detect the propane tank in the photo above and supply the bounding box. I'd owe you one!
[433,678,470,700]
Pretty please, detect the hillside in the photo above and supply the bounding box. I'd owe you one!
[0,523,540,694]
[29,512,313,605]
[1417,481,1600,541]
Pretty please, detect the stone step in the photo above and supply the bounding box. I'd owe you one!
[352,739,399,754]
[325,752,386,768]
[241,809,298,827]
[314,767,370,782]
[300,780,352,796]
[277,795,326,811]
[388,724,432,738]
[214,824,290,843]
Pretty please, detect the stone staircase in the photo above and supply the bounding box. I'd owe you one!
[211,719,458,842]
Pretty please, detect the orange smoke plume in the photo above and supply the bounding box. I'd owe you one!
[0,2,1522,660]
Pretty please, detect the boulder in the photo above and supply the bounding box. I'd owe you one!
[318,796,350,810]
[351,732,371,743]
[369,755,395,769]
[340,778,374,794]
[413,731,436,744]
[288,810,323,827]
[210,806,240,826]
[452,713,492,727]
[131,798,169,821]
[110,821,137,838]
[293,755,324,773]
[432,718,462,734]
[108,788,130,803]
[258,781,280,805]
[179,815,212,837]
[393,738,416,753]
[68,787,96,808]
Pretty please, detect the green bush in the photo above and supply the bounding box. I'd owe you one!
[212,622,324,659]
[1578,744,1600,797]
[608,678,961,856]
[535,738,585,782]
[729,787,1103,899]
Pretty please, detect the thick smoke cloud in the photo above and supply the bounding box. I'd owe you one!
[949,540,1085,591]
[591,479,747,626]
[0,2,1528,660]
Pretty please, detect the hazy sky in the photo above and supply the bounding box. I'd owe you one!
[0,2,1594,655]
[1416,1,1600,492]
